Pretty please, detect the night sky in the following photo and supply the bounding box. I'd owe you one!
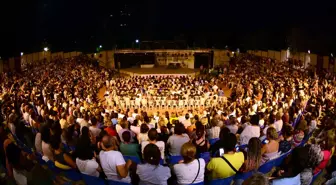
[1,0,336,58]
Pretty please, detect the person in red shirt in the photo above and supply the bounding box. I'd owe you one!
[104,121,117,137]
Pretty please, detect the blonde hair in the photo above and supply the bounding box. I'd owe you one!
[267,127,278,140]
[181,142,197,163]
[201,117,208,126]
[120,120,129,129]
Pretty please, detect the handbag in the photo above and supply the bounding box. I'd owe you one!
[221,156,238,173]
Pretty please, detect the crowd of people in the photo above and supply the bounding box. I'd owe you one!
[0,53,335,185]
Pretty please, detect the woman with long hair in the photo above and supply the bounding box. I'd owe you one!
[192,125,209,155]
[240,137,262,172]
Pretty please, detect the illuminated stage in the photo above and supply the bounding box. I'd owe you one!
[120,67,200,77]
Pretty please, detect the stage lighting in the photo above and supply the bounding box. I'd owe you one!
[44,47,49,52]
[308,50,310,54]
[21,52,24,56]
[135,39,139,43]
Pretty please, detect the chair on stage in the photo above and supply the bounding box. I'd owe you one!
[179,100,184,109]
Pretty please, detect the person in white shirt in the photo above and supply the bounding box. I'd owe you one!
[76,141,101,177]
[209,119,221,139]
[77,114,89,130]
[141,128,165,160]
[240,114,261,145]
[226,116,239,134]
[59,113,68,129]
[174,142,205,185]
[137,144,171,185]
[274,113,283,132]
[99,135,132,183]
[178,112,186,123]
[89,117,101,138]
[182,114,191,129]
[132,109,139,119]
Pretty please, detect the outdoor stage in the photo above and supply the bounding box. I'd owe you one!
[120,67,200,77]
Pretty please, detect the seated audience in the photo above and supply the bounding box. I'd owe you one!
[243,173,269,185]
[76,140,101,177]
[141,128,165,161]
[136,144,171,185]
[99,135,132,183]
[120,131,140,158]
[174,142,205,185]
[192,125,209,155]
[50,135,77,169]
[137,123,149,144]
[167,123,190,156]
[261,127,279,164]
[293,119,308,147]
[240,114,261,145]
[207,133,244,179]
[239,137,262,172]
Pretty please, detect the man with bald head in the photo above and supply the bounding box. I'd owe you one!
[99,135,132,183]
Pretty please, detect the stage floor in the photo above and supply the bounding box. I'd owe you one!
[120,67,200,76]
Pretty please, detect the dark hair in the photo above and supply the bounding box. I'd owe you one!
[219,127,230,140]
[143,144,161,165]
[223,133,237,152]
[50,135,61,150]
[148,128,158,141]
[196,126,205,139]
[250,114,259,126]
[51,122,62,137]
[91,117,97,126]
[174,123,186,135]
[76,140,94,160]
[266,127,278,140]
[140,123,149,134]
[143,116,150,123]
[6,143,21,166]
[282,124,294,138]
[185,113,190,120]
[122,131,131,143]
[41,124,51,143]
